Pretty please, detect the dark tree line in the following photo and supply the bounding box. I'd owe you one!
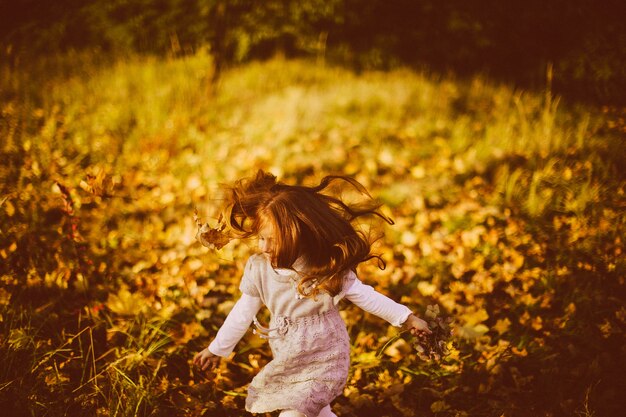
[1,0,625,104]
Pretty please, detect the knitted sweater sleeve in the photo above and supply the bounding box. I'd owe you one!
[343,273,413,327]
[208,293,263,357]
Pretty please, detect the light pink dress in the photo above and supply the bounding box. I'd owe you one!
[209,253,412,417]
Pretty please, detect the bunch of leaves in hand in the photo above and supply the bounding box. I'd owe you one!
[413,304,454,362]
[194,210,232,250]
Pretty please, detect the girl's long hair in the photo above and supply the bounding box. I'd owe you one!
[223,170,393,298]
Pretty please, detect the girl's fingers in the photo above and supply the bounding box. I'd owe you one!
[194,353,207,368]
[194,350,219,372]
[202,359,214,371]
[411,326,432,335]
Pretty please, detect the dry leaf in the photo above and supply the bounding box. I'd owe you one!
[194,210,232,250]
[79,168,114,197]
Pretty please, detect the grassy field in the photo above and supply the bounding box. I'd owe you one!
[1,51,624,417]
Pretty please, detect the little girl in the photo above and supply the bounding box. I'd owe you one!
[194,170,430,417]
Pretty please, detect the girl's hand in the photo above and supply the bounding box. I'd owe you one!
[403,313,432,336]
[193,348,221,371]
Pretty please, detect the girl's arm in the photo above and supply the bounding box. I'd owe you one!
[194,293,263,370]
[344,275,430,333]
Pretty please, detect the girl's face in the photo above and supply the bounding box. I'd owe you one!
[257,220,276,257]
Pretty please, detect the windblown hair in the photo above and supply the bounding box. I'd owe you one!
[223,170,393,298]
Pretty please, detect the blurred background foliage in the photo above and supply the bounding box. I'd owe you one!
[1,1,625,417]
[1,0,626,104]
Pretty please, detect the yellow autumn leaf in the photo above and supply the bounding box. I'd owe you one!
[107,288,148,316]
[458,323,489,339]
[4,200,15,217]
[383,338,412,361]
[461,226,483,248]
[0,287,11,306]
[430,400,450,412]
[462,308,489,326]
[493,318,511,335]
[563,167,572,180]
[417,281,437,296]
[352,350,381,369]
[174,321,205,344]
[458,308,490,339]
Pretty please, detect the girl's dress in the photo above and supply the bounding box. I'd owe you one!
[208,254,412,417]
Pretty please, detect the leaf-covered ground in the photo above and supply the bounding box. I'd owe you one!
[1,53,625,417]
